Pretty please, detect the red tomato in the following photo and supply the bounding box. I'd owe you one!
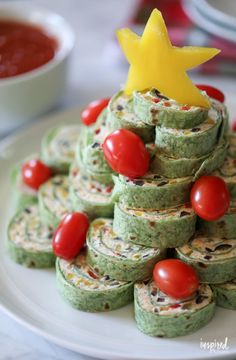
[22,159,52,190]
[153,259,199,299]
[103,129,150,178]
[232,120,236,132]
[196,84,225,103]
[81,98,110,126]
[53,212,89,260]
[191,175,230,221]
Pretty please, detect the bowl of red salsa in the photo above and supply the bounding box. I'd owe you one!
[0,2,75,135]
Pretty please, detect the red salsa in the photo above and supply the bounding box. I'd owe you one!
[0,20,57,78]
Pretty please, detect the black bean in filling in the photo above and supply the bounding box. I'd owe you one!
[204,255,212,260]
[52,179,63,186]
[158,181,168,187]
[195,295,208,304]
[151,289,157,296]
[91,142,99,148]
[214,244,232,252]
[152,88,160,96]
[197,262,208,268]
[133,180,144,186]
[180,211,190,217]
[152,88,168,100]
[191,128,201,133]
[205,247,214,253]
[116,104,123,111]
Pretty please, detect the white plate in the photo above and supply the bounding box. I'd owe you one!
[0,105,236,360]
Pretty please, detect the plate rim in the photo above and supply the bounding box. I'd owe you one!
[0,300,234,360]
[0,106,82,154]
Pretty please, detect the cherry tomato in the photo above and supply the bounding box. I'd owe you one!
[153,259,199,299]
[53,212,89,260]
[196,84,225,103]
[191,175,230,221]
[22,159,52,190]
[232,119,236,132]
[81,98,110,126]
[103,129,150,178]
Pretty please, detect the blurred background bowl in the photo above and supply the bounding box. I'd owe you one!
[183,0,236,43]
[194,0,236,30]
[0,1,75,136]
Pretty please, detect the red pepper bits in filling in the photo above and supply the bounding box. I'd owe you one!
[88,270,99,279]
[169,304,181,309]
[163,101,171,107]
[72,170,78,177]
[181,105,191,111]
[106,186,113,193]
[232,120,236,132]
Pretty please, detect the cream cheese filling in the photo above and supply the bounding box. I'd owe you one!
[40,176,71,219]
[111,93,147,126]
[9,205,52,252]
[59,253,128,291]
[89,219,159,260]
[216,279,236,290]
[214,156,236,181]
[120,202,194,221]
[122,173,192,188]
[179,236,236,261]
[70,165,113,204]
[48,126,81,163]
[135,281,213,315]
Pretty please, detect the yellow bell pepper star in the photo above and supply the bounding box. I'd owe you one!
[117,9,220,108]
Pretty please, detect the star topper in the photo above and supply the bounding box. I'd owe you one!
[117,9,220,107]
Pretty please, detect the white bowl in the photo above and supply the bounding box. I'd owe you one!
[182,0,236,44]
[194,0,236,30]
[0,2,75,135]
